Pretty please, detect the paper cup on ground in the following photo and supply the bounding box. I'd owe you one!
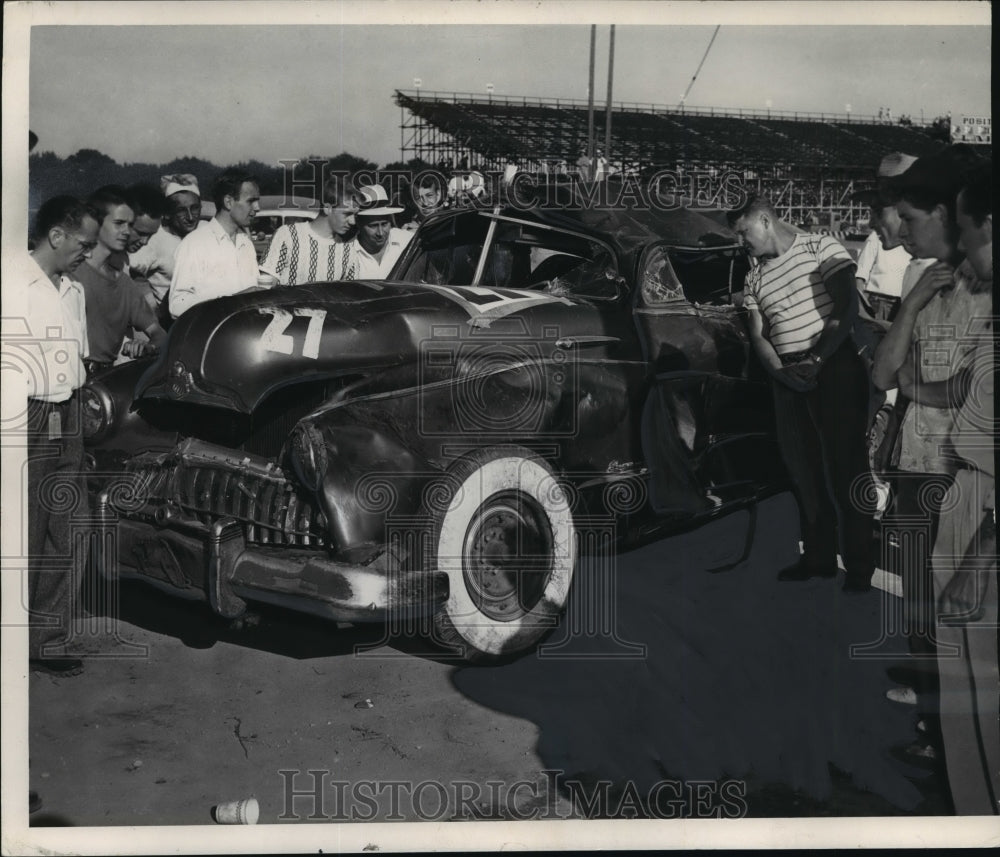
[214,797,259,824]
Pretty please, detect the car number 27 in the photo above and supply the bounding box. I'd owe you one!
[258,307,327,359]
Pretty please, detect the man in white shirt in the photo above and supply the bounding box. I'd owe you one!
[15,196,99,675]
[169,169,264,318]
[853,153,919,326]
[128,174,203,318]
[352,184,414,280]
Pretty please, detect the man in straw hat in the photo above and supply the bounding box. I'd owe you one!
[351,183,413,279]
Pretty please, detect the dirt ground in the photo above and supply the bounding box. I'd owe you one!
[19,492,956,846]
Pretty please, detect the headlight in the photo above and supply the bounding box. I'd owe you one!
[80,384,114,442]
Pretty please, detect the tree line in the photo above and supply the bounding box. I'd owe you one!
[29,148,437,212]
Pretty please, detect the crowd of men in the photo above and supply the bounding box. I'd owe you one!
[15,143,996,816]
[729,144,994,815]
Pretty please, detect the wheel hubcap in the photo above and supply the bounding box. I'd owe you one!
[462,492,554,622]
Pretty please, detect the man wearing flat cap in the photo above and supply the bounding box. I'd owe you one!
[351,184,414,279]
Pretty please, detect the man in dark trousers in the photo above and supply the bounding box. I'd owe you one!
[728,195,875,592]
[20,196,100,675]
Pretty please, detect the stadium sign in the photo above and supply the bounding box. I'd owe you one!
[951,116,991,145]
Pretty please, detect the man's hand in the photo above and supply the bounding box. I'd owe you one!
[904,264,953,313]
[121,340,158,359]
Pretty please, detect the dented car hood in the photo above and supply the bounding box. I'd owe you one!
[138,280,580,413]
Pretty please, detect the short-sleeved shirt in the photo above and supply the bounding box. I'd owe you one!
[260,222,358,286]
[352,228,414,280]
[742,232,855,355]
[854,231,911,298]
[13,255,89,402]
[898,260,993,474]
[169,218,261,318]
[74,260,157,363]
[128,225,184,303]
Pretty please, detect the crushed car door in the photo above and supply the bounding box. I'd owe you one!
[633,243,780,509]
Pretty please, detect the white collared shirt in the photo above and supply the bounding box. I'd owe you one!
[10,255,89,402]
[169,217,261,318]
[352,228,414,280]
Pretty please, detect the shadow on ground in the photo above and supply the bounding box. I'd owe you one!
[82,576,388,660]
[452,493,951,818]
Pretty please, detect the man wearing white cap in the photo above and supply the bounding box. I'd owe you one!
[853,153,921,325]
[129,173,203,320]
[351,184,413,280]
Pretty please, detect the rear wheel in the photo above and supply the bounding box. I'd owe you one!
[424,447,576,662]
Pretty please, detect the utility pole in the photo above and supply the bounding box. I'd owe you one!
[587,25,596,164]
[604,25,615,167]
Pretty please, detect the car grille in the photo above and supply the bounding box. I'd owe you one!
[111,438,327,547]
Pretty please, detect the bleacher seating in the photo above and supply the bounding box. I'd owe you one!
[396,90,954,175]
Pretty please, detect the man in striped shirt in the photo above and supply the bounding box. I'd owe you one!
[260,176,361,286]
[728,195,875,592]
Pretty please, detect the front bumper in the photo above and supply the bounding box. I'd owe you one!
[96,496,448,623]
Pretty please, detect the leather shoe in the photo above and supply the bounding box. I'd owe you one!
[777,559,838,581]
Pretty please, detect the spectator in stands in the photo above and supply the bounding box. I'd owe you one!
[260,174,360,285]
[76,186,166,374]
[351,184,413,279]
[871,146,989,760]
[129,174,203,322]
[169,169,263,318]
[593,149,608,181]
[728,195,874,592]
[930,161,996,815]
[576,149,593,182]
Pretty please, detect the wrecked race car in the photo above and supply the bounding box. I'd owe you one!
[81,193,786,661]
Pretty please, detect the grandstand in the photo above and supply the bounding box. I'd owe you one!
[395,90,963,228]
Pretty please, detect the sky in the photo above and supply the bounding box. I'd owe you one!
[15,1,995,170]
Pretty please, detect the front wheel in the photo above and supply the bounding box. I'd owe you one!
[424,447,576,662]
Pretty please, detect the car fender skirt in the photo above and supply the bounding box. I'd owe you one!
[112,516,449,623]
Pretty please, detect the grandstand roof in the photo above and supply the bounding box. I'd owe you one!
[395,90,949,173]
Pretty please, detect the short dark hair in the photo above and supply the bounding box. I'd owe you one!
[87,185,132,221]
[212,169,258,211]
[958,162,992,226]
[726,193,774,226]
[125,183,168,219]
[33,196,98,240]
[889,144,984,218]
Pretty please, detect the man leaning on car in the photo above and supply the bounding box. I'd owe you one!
[728,195,875,593]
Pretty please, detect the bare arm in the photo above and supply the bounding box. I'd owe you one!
[872,264,952,391]
[142,321,168,352]
[746,306,784,375]
[898,346,974,409]
[809,266,857,362]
